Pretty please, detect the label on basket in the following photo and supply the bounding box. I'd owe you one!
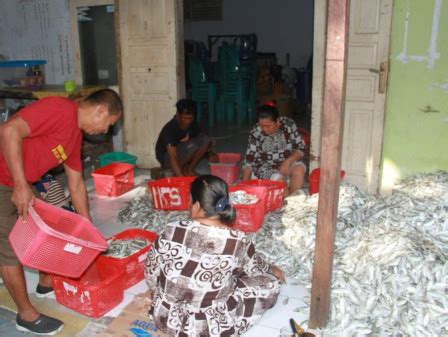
[157,187,181,207]
[63,242,83,254]
[138,252,148,263]
[63,281,78,293]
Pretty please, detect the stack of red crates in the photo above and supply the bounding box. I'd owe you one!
[52,228,157,318]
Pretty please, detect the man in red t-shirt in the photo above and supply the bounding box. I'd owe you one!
[0,89,122,334]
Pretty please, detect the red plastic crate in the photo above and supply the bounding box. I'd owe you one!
[91,163,134,197]
[9,199,107,278]
[148,176,195,210]
[209,153,242,185]
[229,185,267,233]
[240,179,286,212]
[309,168,346,195]
[51,259,125,318]
[97,229,157,289]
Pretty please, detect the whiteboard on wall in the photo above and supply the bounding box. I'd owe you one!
[0,0,74,84]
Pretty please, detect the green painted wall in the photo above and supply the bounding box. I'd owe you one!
[381,0,448,190]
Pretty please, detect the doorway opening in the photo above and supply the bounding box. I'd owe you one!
[77,4,118,86]
[182,0,315,161]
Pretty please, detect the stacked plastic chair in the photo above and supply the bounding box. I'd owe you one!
[187,55,217,128]
[216,43,255,127]
[239,35,257,124]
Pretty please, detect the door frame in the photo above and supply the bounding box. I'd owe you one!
[310,0,328,174]
[69,0,115,85]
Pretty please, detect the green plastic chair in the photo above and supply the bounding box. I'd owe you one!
[216,43,256,127]
[187,55,217,128]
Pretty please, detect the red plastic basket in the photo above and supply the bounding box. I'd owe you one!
[51,259,125,318]
[209,153,242,185]
[97,229,157,289]
[309,168,346,195]
[148,176,195,210]
[240,179,286,212]
[9,199,107,278]
[229,185,267,233]
[91,163,134,197]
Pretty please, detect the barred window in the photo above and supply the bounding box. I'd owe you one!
[184,0,223,21]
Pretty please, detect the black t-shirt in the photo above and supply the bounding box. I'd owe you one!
[155,116,201,164]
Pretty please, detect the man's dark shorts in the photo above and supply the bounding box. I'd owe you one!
[0,185,20,265]
[0,185,40,265]
[161,133,211,169]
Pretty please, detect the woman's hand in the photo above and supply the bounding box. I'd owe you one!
[271,264,285,283]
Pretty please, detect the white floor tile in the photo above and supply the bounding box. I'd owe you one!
[242,324,280,336]
[88,186,146,222]
[280,278,310,300]
[124,279,149,295]
[23,268,57,300]
[256,294,309,331]
[24,268,39,294]
[309,328,324,336]
[97,221,132,238]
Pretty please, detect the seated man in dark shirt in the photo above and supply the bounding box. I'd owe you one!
[155,99,213,177]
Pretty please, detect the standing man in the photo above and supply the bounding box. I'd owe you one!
[155,99,214,177]
[0,89,122,334]
[242,104,306,196]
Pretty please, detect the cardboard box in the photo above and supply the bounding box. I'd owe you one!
[101,292,168,337]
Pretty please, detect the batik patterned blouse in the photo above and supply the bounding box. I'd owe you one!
[145,220,281,336]
[243,117,305,179]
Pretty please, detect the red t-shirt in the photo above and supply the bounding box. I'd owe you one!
[0,97,82,187]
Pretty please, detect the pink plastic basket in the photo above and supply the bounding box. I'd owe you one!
[240,179,286,212]
[91,163,134,197]
[52,259,125,318]
[229,185,267,233]
[148,176,195,211]
[97,229,157,289]
[209,153,242,185]
[9,199,108,278]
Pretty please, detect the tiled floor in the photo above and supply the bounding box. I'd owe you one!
[1,120,321,336]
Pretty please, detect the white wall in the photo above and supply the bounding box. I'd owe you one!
[184,0,314,69]
[0,0,74,84]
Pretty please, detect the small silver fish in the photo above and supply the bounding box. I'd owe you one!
[104,238,150,258]
[229,191,259,205]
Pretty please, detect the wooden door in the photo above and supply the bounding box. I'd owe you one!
[311,0,393,193]
[118,0,185,168]
[342,0,393,193]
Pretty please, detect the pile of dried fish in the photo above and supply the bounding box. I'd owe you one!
[229,190,259,205]
[117,193,187,233]
[117,171,448,336]
[104,238,150,258]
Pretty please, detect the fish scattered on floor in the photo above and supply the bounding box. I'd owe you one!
[118,171,448,336]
